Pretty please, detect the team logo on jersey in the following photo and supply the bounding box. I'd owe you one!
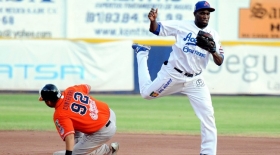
[183,46,206,58]
[183,33,196,46]
[150,91,159,97]
[55,119,64,135]
[182,32,206,58]
[89,100,99,120]
[195,79,205,87]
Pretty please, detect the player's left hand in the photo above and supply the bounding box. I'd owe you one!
[148,8,158,22]
[196,30,216,53]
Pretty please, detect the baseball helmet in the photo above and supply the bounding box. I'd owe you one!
[39,84,61,101]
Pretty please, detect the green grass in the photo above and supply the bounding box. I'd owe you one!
[0,94,279,137]
[0,94,54,130]
[213,96,280,136]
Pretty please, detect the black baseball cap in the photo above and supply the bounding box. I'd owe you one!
[194,1,215,13]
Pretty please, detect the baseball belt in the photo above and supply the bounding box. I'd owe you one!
[106,120,111,127]
[164,61,201,77]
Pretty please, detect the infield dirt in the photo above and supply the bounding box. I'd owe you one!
[0,131,279,155]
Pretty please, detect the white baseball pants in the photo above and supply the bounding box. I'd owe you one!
[137,51,217,155]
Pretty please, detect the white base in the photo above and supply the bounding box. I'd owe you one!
[53,150,65,155]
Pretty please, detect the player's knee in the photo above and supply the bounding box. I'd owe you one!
[140,93,153,100]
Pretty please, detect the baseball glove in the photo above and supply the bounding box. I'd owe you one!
[196,30,216,53]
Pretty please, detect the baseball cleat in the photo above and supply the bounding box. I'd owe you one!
[132,43,151,53]
[111,142,119,155]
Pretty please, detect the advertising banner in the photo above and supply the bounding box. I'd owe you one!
[0,0,65,39]
[66,0,217,40]
[239,0,280,38]
[204,45,280,95]
[0,40,134,91]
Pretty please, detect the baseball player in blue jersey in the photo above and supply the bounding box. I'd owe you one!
[132,1,224,155]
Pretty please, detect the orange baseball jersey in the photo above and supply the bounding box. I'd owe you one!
[53,84,110,140]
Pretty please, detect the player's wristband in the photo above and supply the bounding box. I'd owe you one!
[65,150,72,155]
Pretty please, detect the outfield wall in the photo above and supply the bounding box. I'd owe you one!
[0,40,279,95]
[0,0,279,95]
[1,0,279,41]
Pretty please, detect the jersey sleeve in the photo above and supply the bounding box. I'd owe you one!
[54,117,75,140]
[212,30,224,55]
[75,84,91,95]
[158,20,180,36]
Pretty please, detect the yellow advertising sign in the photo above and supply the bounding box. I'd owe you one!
[239,0,280,38]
